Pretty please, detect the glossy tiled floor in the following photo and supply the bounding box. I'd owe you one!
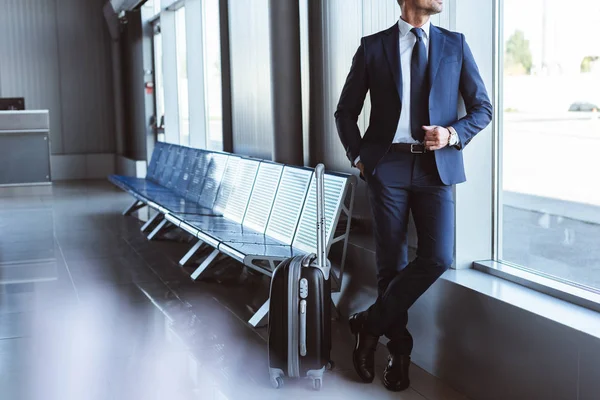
[0,181,468,400]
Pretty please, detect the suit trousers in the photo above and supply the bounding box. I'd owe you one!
[364,150,454,356]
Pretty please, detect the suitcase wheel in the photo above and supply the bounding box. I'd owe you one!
[312,378,322,391]
[271,377,284,389]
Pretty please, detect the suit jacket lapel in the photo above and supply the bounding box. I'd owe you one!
[382,24,402,102]
[428,25,446,89]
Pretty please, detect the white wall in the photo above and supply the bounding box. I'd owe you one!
[452,0,495,268]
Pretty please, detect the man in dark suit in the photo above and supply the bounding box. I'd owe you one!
[335,0,492,392]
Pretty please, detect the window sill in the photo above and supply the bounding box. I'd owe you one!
[441,264,600,340]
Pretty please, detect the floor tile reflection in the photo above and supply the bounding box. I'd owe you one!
[0,181,465,400]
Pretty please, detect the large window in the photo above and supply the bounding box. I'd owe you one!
[175,7,190,146]
[499,0,600,292]
[153,23,165,142]
[202,0,223,150]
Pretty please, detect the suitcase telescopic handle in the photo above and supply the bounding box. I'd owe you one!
[315,164,328,276]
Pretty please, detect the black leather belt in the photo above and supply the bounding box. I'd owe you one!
[390,143,428,154]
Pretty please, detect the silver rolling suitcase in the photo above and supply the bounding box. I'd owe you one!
[268,164,332,390]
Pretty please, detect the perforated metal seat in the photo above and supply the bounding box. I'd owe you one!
[177,162,287,246]
[218,171,349,265]
[109,143,175,199]
[152,151,232,216]
[170,158,259,232]
[112,146,239,218]
[149,142,172,176]
[207,166,312,245]
[125,148,210,214]
[155,144,182,187]
[146,142,168,180]
[291,172,349,254]
[108,175,169,200]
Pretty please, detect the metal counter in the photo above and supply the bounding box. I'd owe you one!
[0,110,51,186]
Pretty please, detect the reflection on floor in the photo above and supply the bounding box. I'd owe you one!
[0,181,468,400]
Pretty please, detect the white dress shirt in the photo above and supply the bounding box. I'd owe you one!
[393,17,430,144]
[354,18,458,166]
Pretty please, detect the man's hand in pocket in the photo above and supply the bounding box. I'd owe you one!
[356,161,366,179]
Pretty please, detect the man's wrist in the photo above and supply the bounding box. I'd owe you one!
[447,126,459,146]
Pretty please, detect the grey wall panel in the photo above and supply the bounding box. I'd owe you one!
[56,0,115,154]
[228,0,273,159]
[579,334,600,400]
[362,0,399,35]
[320,0,362,172]
[218,0,233,153]
[0,0,115,157]
[408,278,583,400]
[0,0,64,153]
[299,0,310,166]
[121,11,150,161]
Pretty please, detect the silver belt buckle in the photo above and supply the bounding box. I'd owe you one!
[410,144,424,154]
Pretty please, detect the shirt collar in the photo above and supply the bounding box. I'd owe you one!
[398,17,431,39]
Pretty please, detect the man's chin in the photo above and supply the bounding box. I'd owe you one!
[427,6,443,15]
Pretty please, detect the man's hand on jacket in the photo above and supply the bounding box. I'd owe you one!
[422,125,450,151]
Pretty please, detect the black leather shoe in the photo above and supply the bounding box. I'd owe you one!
[349,313,379,383]
[383,354,411,392]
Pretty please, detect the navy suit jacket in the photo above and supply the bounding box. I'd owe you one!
[335,23,493,185]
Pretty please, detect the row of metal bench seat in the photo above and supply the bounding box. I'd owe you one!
[109,142,356,326]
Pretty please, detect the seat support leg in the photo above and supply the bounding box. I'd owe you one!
[248,300,269,328]
[337,182,356,291]
[140,212,162,232]
[179,240,204,266]
[123,200,144,216]
[147,218,169,240]
[190,248,220,281]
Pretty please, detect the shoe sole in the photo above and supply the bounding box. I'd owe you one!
[349,317,375,384]
[383,376,410,392]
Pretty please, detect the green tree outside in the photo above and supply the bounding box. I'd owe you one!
[505,30,533,75]
[581,56,599,73]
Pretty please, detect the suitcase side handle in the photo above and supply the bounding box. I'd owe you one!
[315,164,330,280]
